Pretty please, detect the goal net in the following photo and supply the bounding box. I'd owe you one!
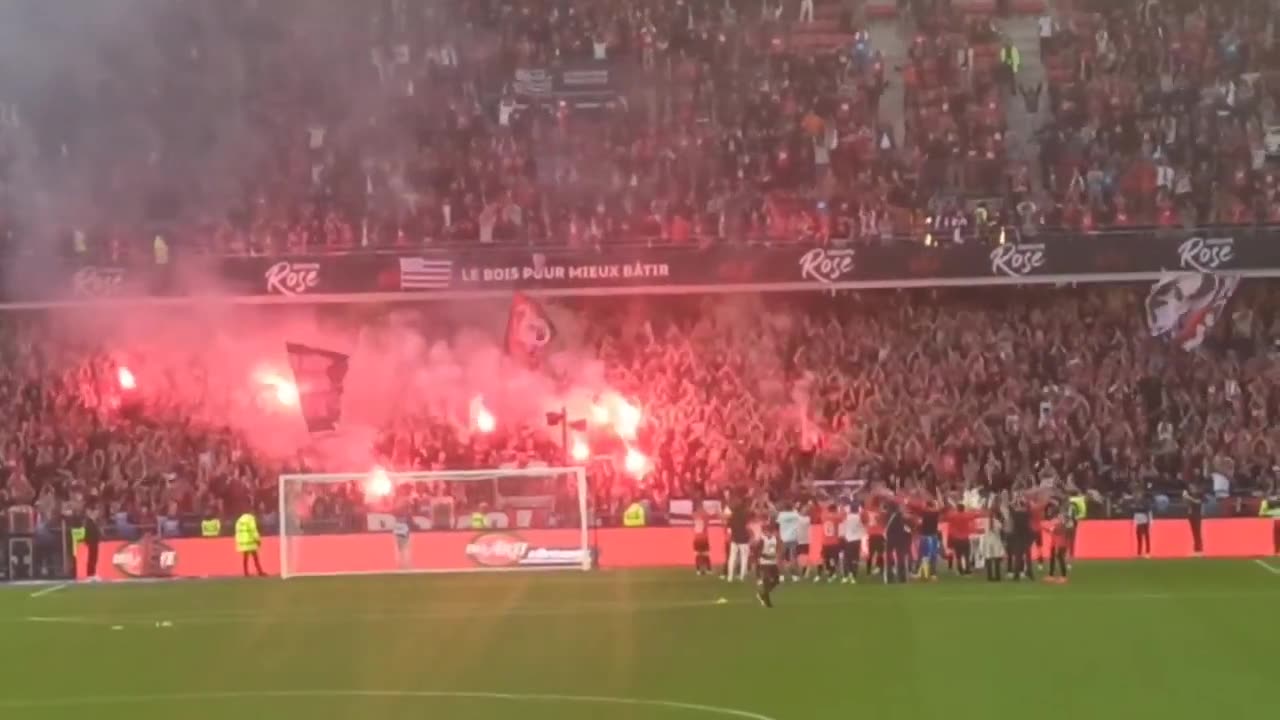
[278,467,591,579]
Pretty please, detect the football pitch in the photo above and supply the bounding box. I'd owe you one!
[3,559,1278,720]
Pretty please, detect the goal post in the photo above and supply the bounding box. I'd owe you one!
[278,466,591,579]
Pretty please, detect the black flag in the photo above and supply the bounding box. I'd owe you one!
[285,343,350,433]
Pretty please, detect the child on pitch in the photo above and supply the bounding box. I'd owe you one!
[756,522,782,608]
[692,502,712,575]
[1046,499,1076,584]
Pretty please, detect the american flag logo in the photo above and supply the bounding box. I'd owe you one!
[398,257,453,290]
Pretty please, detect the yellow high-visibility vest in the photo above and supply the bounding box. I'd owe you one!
[622,503,646,527]
[235,513,260,553]
[1000,45,1021,73]
[201,518,222,537]
[470,512,488,529]
[1069,495,1087,520]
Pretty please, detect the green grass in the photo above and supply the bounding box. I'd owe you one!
[2,560,1279,719]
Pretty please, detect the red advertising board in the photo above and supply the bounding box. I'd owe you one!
[78,519,1280,581]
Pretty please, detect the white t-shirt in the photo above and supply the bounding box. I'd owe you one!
[841,510,867,541]
[777,510,802,543]
[1212,472,1230,497]
[759,536,779,565]
[795,514,811,545]
[499,99,516,127]
[1039,16,1055,38]
[964,487,984,511]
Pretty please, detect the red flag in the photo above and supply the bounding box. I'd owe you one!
[505,293,556,365]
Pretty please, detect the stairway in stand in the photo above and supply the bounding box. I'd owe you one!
[787,0,855,52]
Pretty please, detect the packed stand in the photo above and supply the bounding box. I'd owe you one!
[2,285,1280,538]
[0,0,994,257]
[900,8,1013,242]
[1030,0,1280,232]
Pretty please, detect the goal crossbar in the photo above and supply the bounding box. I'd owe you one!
[278,466,591,578]
[279,467,585,484]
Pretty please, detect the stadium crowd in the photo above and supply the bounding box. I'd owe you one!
[5,0,1280,261]
[1032,0,1280,229]
[0,284,1279,538]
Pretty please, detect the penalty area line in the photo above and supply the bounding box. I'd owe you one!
[1254,558,1280,575]
[0,689,779,720]
[28,583,70,599]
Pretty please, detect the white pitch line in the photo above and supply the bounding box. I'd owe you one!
[28,583,69,599]
[1254,558,1280,575]
[16,587,1280,629]
[0,689,779,720]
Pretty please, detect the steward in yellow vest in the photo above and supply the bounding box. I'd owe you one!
[235,512,266,577]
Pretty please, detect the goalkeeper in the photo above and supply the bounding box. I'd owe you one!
[393,500,413,570]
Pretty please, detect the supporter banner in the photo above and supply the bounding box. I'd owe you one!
[14,228,1280,305]
[72,519,1280,580]
[512,61,615,106]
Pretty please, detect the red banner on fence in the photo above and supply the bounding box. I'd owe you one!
[78,518,1280,581]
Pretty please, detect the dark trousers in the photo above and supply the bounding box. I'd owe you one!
[242,550,265,576]
[820,544,842,577]
[866,536,886,576]
[85,540,99,579]
[1048,546,1069,577]
[693,537,711,572]
[887,540,911,583]
[842,539,862,577]
[986,557,1003,581]
[1189,516,1203,554]
[758,565,780,607]
[1010,535,1034,579]
[1136,523,1151,556]
[951,538,973,574]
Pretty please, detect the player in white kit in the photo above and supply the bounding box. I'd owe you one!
[793,505,812,581]
[841,500,867,584]
[756,523,781,608]
[393,505,413,570]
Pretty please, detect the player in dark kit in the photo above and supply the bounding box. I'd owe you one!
[945,501,975,575]
[1009,498,1035,581]
[756,522,782,608]
[692,504,712,575]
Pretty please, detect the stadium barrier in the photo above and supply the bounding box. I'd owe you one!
[20,226,1280,306]
[73,519,1280,581]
